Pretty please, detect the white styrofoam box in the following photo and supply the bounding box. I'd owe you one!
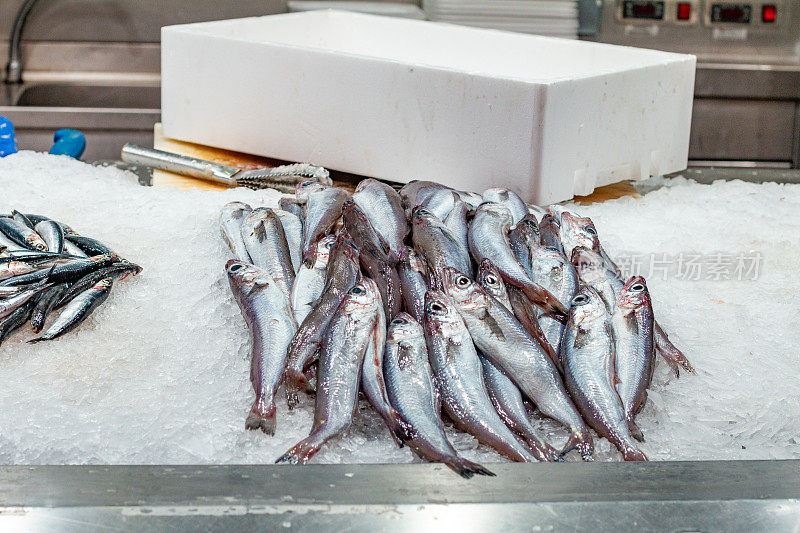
[162,10,696,203]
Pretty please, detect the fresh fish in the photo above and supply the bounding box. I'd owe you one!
[11,210,35,229]
[64,235,114,256]
[301,186,349,266]
[559,211,601,258]
[0,215,48,251]
[352,178,408,263]
[410,207,472,290]
[399,180,449,213]
[359,249,402,319]
[613,276,656,442]
[29,278,113,343]
[420,188,459,220]
[34,220,65,253]
[219,202,253,262]
[241,208,295,297]
[482,188,528,224]
[538,214,564,254]
[384,313,494,478]
[285,233,361,406]
[273,209,304,273]
[508,214,540,274]
[397,246,428,323]
[279,197,305,226]
[227,260,297,434]
[442,200,471,253]
[0,283,44,320]
[0,231,25,252]
[455,190,483,210]
[294,180,328,203]
[64,240,88,257]
[276,278,381,464]
[342,198,392,262]
[529,246,579,355]
[506,286,559,368]
[467,203,566,319]
[360,302,412,445]
[560,287,648,461]
[30,283,70,333]
[290,234,334,325]
[440,267,592,458]
[423,290,537,462]
[0,298,36,346]
[480,357,561,462]
[0,254,119,287]
[654,322,695,376]
[476,259,511,310]
[0,261,37,281]
[55,261,141,309]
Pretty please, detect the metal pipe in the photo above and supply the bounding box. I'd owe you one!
[5,0,42,84]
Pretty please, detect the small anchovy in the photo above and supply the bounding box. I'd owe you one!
[273,208,304,273]
[359,249,402,320]
[219,202,253,262]
[342,198,392,263]
[0,215,48,251]
[227,260,297,435]
[0,261,37,281]
[397,246,428,323]
[442,200,471,253]
[241,208,295,298]
[441,267,592,459]
[538,214,564,254]
[11,211,35,229]
[410,207,472,290]
[55,261,142,309]
[276,279,381,464]
[30,278,114,343]
[35,220,65,254]
[352,178,408,263]
[0,254,120,287]
[508,214,540,274]
[301,186,350,266]
[613,276,656,442]
[423,290,537,462]
[290,234,335,326]
[360,303,412,445]
[64,234,114,256]
[384,313,494,478]
[560,287,647,461]
[468,203,566,320]
[482,188,528,224]
[285,233,361,406]
[420,188,459,220]
[30,283,70,333]
[480,357,561,462]
[529,246,579,355]
[0,283,45,320]
[0,250,73,265]
[0,298,37,346]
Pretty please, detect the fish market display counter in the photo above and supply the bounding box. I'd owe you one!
[1,156,798,532]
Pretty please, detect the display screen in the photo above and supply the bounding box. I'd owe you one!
[710,3,752,23]
[622,1,665,20]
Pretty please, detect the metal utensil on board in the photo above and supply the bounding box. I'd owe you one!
[121,144,331,192]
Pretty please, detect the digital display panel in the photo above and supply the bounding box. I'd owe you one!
[710,3,752,23]
[622,1,665,20]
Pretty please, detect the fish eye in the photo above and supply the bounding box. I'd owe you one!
[571,294,588,306]
[228,263,244,272]
[585,226,597,235]
[429,302,445,313]
[631,283,645,292]
[485,274,497,285]
[391,318,406,325]
[456,276,470,288]
[350,286,364,295]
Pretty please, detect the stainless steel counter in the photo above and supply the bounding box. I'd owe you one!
[1,461,798,531]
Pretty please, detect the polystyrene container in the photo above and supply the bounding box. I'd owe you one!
[161,11,695,203]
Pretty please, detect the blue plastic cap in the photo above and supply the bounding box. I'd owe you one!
[49,128,86,159]
[0,117,18,157]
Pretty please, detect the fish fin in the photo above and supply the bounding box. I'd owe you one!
[561,429,593,461]
[519,281,568,322]
[523,435,563,462]
[572,326,590,349]
[654,322,695,375]
[444,457,496,479]
[245,399,277,436]
[478,308,506,340]
[275,436,323,465]
[27,337,47,344]
[628,419,645,442]
[253,221,268,243]
[621,445,648,461]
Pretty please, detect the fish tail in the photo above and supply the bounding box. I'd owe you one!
[655,323,695,376]
[519,281,568,322]
[275,438,323,465]
[524,436,563,462]
[621,445,648,461]
[561,429,594,461]
[385,410,414,447]
[627,418,645,443]
[27,337,48,344]
[245,398,277,436]
[445,456,496,479]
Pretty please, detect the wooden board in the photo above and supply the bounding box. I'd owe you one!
[151,123,640,202]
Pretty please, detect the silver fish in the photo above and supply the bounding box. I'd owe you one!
[227,260,297,435]
[424,290,537,462]
[290,234,335,326]
[276,278,380,464]
[30,282,70,333]
[559,211,601,259]
[352,178,408,263]
[506,285,560,368]
[294,180,328,203]
[0,283,43,320]
[384,313,494,478]
[411,207,472,290]
[560,287,647,461]
[273,208,304,273]
[342,198,392,262]
[0,261,37,282]
[359,249,402,320]
[219,202,253,262]
[479,357,561,462]
[279,196,305,225]
[442,200,471,253]
[420,188,459,220]
[441,267,592,458]
[468,203,566,319]
[538,214,564,254]
[508,214,540,274]
[241,208,295,298]
[29,278,113,342]
[613,276,656,442]
[301,186,350,266]
[398,246,428,323]
[285,233,361,406]
[530,246,579,355]
[399,180,449,213]
[476,259,511,310]
[482,188,528,225]
[455,190,483,210]
[34,220,65,254]
[0,215,48,251]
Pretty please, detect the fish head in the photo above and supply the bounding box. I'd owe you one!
[568,286,607,326]
[476,201,513,221]
[477,259,507,301]
[616,276,651,311]
[342,277,381,315]
[514,214,541,242]
[531,246,571,280]
[226,259,271,298]
[342,198,370,225]
[220,201,252,222]
[354,178,380,194]
[92,277,114,291]
[26,236,48,251]
[330,231,360,265]
[539,213,560,233]
[422,290,463,338]
[560,212,601,253]
[295,180,328,202]
[410,206,439,225]
[314,234,337,266]
[570,246,607,284]
[400,246,427,276]
[441,267,488,312]
[388,312,424,341]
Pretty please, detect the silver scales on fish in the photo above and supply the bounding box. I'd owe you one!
[220,179,694,478]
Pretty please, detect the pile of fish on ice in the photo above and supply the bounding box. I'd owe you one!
[0,211,140,345]
[220,179,695,477]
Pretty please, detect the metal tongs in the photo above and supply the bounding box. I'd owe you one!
[121,144,332,192]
